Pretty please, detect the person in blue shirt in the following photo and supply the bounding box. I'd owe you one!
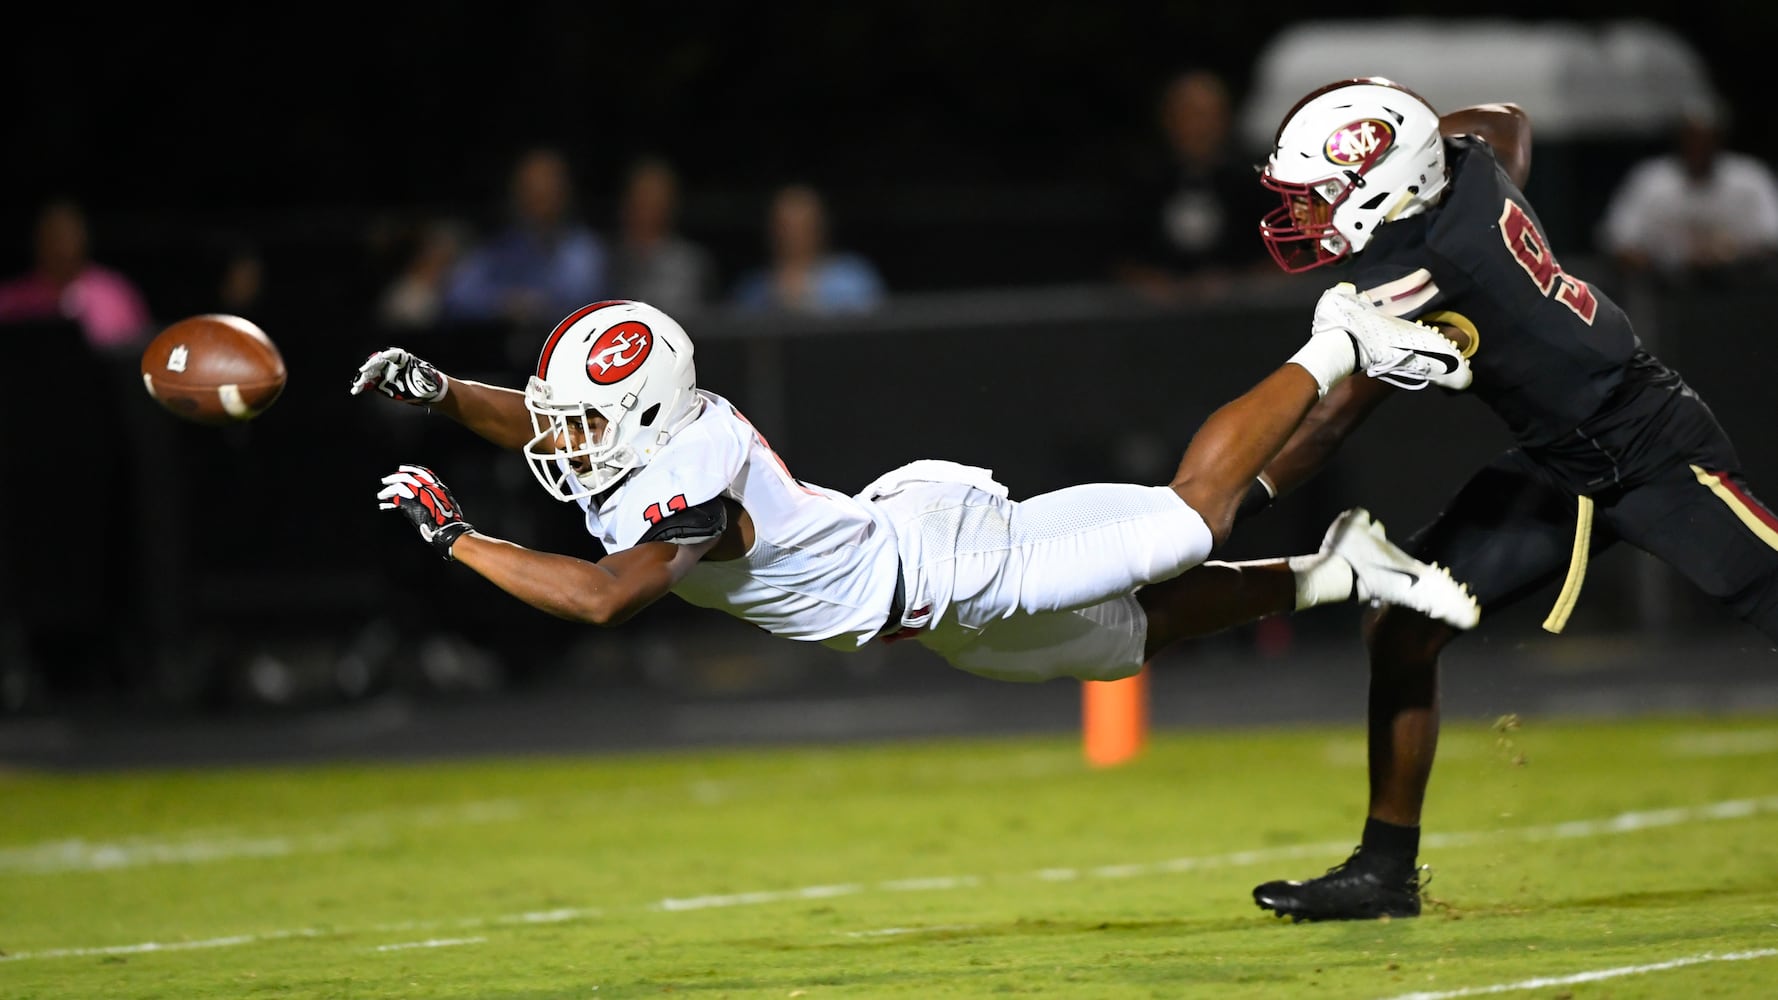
[442,146,607,326]
[732,184,884,314]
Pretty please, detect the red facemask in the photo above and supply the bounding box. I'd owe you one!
[1258,171,1354,273]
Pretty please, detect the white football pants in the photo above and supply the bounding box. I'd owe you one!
[861,462,1213,682]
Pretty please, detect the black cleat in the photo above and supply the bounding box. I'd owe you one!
[1253,848,1426,921]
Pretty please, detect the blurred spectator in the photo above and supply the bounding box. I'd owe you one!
[732,184,884,314]
[1113,69,1275,303]
[378,219,468,329]
[1599,109,1778,286]
[0,199,152,354]
[608,156,715,315]
[214,238,267,317]
[441,146,607,326]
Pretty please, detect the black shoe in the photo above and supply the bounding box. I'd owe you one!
[1253,848,1426,921]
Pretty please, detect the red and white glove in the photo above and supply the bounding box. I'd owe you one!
[378,465,475,560]
[350,347,449,403]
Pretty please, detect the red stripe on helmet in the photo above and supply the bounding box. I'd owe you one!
[535,301,629,378]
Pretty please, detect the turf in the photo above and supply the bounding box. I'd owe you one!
[4,713,1778,999]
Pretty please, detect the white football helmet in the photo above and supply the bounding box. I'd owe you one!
[1259,77,1449,272]
[524,300,702,500]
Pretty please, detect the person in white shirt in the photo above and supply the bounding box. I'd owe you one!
[351,297,1479,684]
[1599,112,1778,282]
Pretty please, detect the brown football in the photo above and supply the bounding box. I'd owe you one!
[140,314,287,425]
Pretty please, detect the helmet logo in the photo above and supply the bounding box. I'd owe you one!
[1324,118,1395,167]
[585,321,653,385]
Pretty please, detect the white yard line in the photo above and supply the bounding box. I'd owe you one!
[5,795,1777,963]
[0,832,360,875]
[657,883,864,911]
[843,924,979,938]
[0,799,528,875]
[0,928,324,960]
[1380,948,1778,1000]
[1665,729,1778,757]
[0,759,1085,877]
[1420,795,1778,850]
[371,936,486,953]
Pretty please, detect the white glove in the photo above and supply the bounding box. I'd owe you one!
[350,347,449,403]
[1290,283,1473,395]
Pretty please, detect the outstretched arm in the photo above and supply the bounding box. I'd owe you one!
[1174,286,1471,546]
[425,378,536,452]
[451,533,720,626]
[352,347,536,451]
[1440,103,1531,189]
[1169,364,1325,546]
[376,463,721,626]
[1257,374,1396,500]
[1243,312,1472,516]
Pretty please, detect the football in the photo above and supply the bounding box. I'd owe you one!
[140,314,287,425]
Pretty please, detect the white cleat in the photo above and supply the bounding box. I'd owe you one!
[1324,508,1481,629]
[1313,282,1472,391]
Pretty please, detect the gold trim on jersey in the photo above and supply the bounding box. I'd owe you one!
[1418,309,1480,359]
[1692,465,1778,551]
[1541,495,1594,634]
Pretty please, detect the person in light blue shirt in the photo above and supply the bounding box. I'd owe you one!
[443,147,607,326]
[732,184,884,314]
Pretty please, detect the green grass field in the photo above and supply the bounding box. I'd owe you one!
[5,714,1778,999]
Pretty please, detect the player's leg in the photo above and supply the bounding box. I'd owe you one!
[930,503,1478,683]
[942,362,1327,624]
[1601,463,1778,642]
[1135,561,1296,656]
[928,594,1150,684]
[1253,450,1614,921]
[929,318,1469,636]
[1137,509,1480,657]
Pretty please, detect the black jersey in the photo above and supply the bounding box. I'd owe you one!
[1347,135,1709,495]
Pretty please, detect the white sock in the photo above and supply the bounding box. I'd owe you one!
[1286,553,1355,611]
[1287,331,1357,398]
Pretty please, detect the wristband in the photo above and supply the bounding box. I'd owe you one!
[1288,331,1358,398]
[1235,476,1277,522]
[432,522,474,561]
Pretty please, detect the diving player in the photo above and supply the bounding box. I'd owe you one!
[352,296,1478,689]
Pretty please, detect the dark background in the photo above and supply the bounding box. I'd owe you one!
[8,4,1776,304]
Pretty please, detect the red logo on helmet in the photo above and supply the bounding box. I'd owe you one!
[1324,118,1395,167]
[585,321,653,384]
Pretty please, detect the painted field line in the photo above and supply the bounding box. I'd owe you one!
[2,757,1089,878]
[1666,729,1778,758]
[1,757,1080,878]
[0,798,528,875]
[6,794,1777,964]
[0,903,603,964]
[0,928,325,961]
[1421,794,1778,850]
[372,936,486,953]
[657,883,864,912]
[844,924,979,938]
[1381,947,1778,1000]
[0,832,362,875]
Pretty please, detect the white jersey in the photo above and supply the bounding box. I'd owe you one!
[576,391,1213,682]
[577,390,901,649]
